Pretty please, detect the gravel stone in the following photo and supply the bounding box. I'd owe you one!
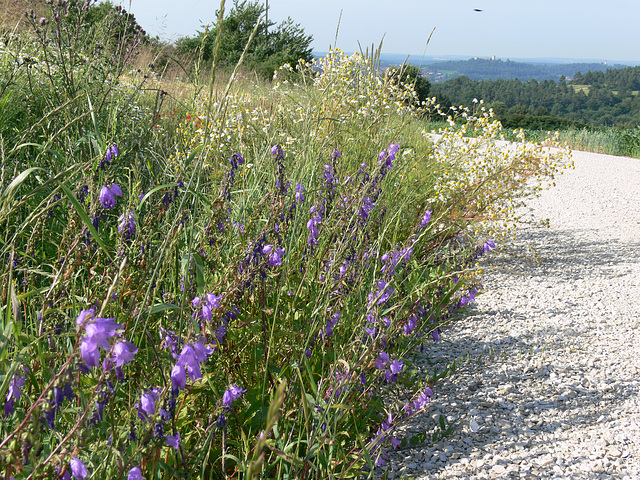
[384,149,640,479]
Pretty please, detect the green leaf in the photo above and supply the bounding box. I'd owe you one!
[58,182,113,262]
[147,303,182,315]
[138,183,180,211]
[0,167,46,213]
[193,252,205,294]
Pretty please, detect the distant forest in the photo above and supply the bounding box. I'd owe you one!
[422,58,627,82]
[429,66,640,128]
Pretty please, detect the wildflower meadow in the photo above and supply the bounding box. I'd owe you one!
[0,2,572,478]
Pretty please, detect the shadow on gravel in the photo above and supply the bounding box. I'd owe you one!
[390,225,640,479]
[488,226,640,281]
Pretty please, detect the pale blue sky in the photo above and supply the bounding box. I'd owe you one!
[122,0,640,62]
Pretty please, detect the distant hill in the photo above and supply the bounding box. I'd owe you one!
[418,58,628,83]
[312,53,637,83]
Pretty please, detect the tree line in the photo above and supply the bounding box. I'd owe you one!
[430,66,640,128]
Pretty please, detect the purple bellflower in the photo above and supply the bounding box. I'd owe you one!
[128,467,143,480]
[268,246,285,267]
[118,210,136,237]
[99,183,123,210]
[77,311,123,368]
[295,183,305,203]
[483,240,496,252]
[138,389,159,421]
[166,433,180,450]
[171,364,186,391]
[69,458,88,479]
[420,210,432,228]
[171,342,215,391]
[109,341,138,368]
[222,385,246,409]
[375,351,390,369]
[4,370,27,418]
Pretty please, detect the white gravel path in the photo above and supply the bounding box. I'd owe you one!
[387,149,640,479]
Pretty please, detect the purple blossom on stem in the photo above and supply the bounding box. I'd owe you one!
[171,342,215,391]
[101,144,119,169]
[160,327,180,355]
[99,183,123,209]
[109,341,138,368]
[420,209,432,228]
[409,387,433,413]
[378,143,399,171]
[404,314,418,335]
[138,390,159,421]
[76,185,89,204]
[483,240,496,252]
[69,457,88,479]
[193,293,222,324]
[118,210,136,237]
[222,385,246,409]
[375,351,390,369]
[171,364,186,391]
[368,280,394,307]
[166,433,180,450]
[381,246,413,278]
[323,312,340,338]
[359,196,374,222]
[307,206,322,247]
[4,369,27,418]
[295,183,305,203]
[77,311,123,368]
[128,467,143,480]
[268,246,285,267]
[389,359,403,374]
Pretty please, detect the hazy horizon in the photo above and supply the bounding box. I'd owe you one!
[123,0,640,63]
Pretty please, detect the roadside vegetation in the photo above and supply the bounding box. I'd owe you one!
[1,1,572,478]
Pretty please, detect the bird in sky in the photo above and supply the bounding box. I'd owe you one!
[474,9,483,12]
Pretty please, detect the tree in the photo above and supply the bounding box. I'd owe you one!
[176,0,313,80]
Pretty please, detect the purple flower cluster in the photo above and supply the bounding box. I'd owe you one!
[377,143,399,171]
[222,384,246,409]
[368,386,434,466]
[262,244,285,267]
[76,308,136,369]
[99,144,119,170]
[222,153,244,201]
[295,183,305,203]
[419,209,432,229]
[307,204,322,247]
[368,280,394,308]
[192,293,222,323]
[380,245,413,279]
[403,387,433,416]
[472,239,496,261]
[374,351,403,383]
[323,311,341,339]
[170,341,214,392]
[271,145,288,194]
